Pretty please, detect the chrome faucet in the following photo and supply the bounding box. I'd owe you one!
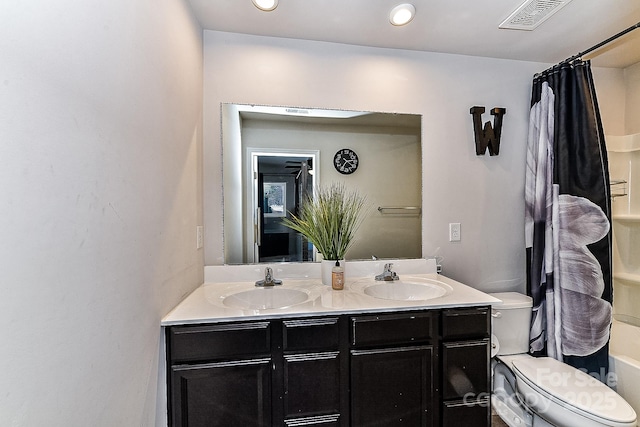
[255,267,283,287]
[375,263,399,281]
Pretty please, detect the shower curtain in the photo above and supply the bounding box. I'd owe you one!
[525,60,613,378]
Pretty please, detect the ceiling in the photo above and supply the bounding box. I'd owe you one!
[187,0,640,68]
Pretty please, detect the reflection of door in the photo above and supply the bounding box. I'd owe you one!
[257,173,291,261]
[256,171,265,260]
[252,152,316,263]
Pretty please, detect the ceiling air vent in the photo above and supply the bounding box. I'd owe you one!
[499,0,574,31]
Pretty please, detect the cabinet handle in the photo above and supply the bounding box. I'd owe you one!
[284,318,338,327]
[285,352,339,362]
[174,358,271,371]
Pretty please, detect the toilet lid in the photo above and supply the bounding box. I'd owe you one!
[511,357,637,425]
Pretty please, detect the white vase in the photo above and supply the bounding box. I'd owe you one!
[321,260,345,286]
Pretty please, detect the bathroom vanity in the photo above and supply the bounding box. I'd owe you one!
[163,267,499,427]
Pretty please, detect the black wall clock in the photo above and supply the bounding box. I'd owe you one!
[333,148,359,175]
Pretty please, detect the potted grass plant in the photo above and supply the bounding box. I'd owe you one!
[282,183,367,285]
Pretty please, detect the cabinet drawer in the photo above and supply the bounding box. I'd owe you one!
[168,322,271,363]
[442,397,490,427]
[350,311,436,347]
[442,307,490,340]
[442,339,490,400]
[283,317,340,351]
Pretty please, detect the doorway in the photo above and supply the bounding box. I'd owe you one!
[250,150,318,263]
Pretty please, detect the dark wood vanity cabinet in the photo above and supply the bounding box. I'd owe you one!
[167,317,347,427]
[165,306,490,427]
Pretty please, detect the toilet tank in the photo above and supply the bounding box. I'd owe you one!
[489,292,532,356]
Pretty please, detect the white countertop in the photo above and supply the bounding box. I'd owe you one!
[162,270,502,326]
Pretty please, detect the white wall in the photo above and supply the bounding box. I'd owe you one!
[204,30,546,290]
[0,1,203,426]
[612,61,640,322]
[593,67,627,136]
[203,32,630,290]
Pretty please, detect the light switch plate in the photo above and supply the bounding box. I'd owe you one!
[449,223,461,242]
[196,226,204,249]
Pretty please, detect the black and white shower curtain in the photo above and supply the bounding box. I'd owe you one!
[525,60,613,377]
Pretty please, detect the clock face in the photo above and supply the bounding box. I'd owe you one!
[333,148,359,175]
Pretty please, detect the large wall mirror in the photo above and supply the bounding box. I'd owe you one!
[222,103,423,264]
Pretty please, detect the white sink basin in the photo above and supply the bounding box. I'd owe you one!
[363,278,452,301]
[222,288,309,310]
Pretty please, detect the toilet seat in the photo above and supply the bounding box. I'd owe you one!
[510,356,637,427]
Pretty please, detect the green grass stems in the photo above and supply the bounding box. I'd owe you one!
[282,183,367,260]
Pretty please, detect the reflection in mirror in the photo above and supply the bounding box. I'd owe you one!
[256,153,315,263]
[222,103,422,264]
[263,182,287,218]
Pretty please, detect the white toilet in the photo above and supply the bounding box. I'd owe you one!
[490,292,637,427]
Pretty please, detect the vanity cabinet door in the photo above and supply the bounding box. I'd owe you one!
[170,358,272,427]
[282,352,342,422]
[442,339,490,401]
[167,322,274,427]
[350,345,435,426]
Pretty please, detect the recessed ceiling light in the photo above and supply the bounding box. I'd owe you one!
[390,3,416,26]
[252,0,278,12]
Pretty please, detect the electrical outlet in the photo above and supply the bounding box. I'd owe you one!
[449,223,461,242]
[196,226,204,249]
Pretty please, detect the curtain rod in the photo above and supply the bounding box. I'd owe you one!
[537,21,640,76]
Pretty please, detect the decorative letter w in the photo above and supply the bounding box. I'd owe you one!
[470,106,506,156]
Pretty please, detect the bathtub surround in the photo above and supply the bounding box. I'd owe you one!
[609,134,640,329]
[525,61,613,377]
[604,55,640,417]
[608,134,640,417]
[610,320,640,415]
